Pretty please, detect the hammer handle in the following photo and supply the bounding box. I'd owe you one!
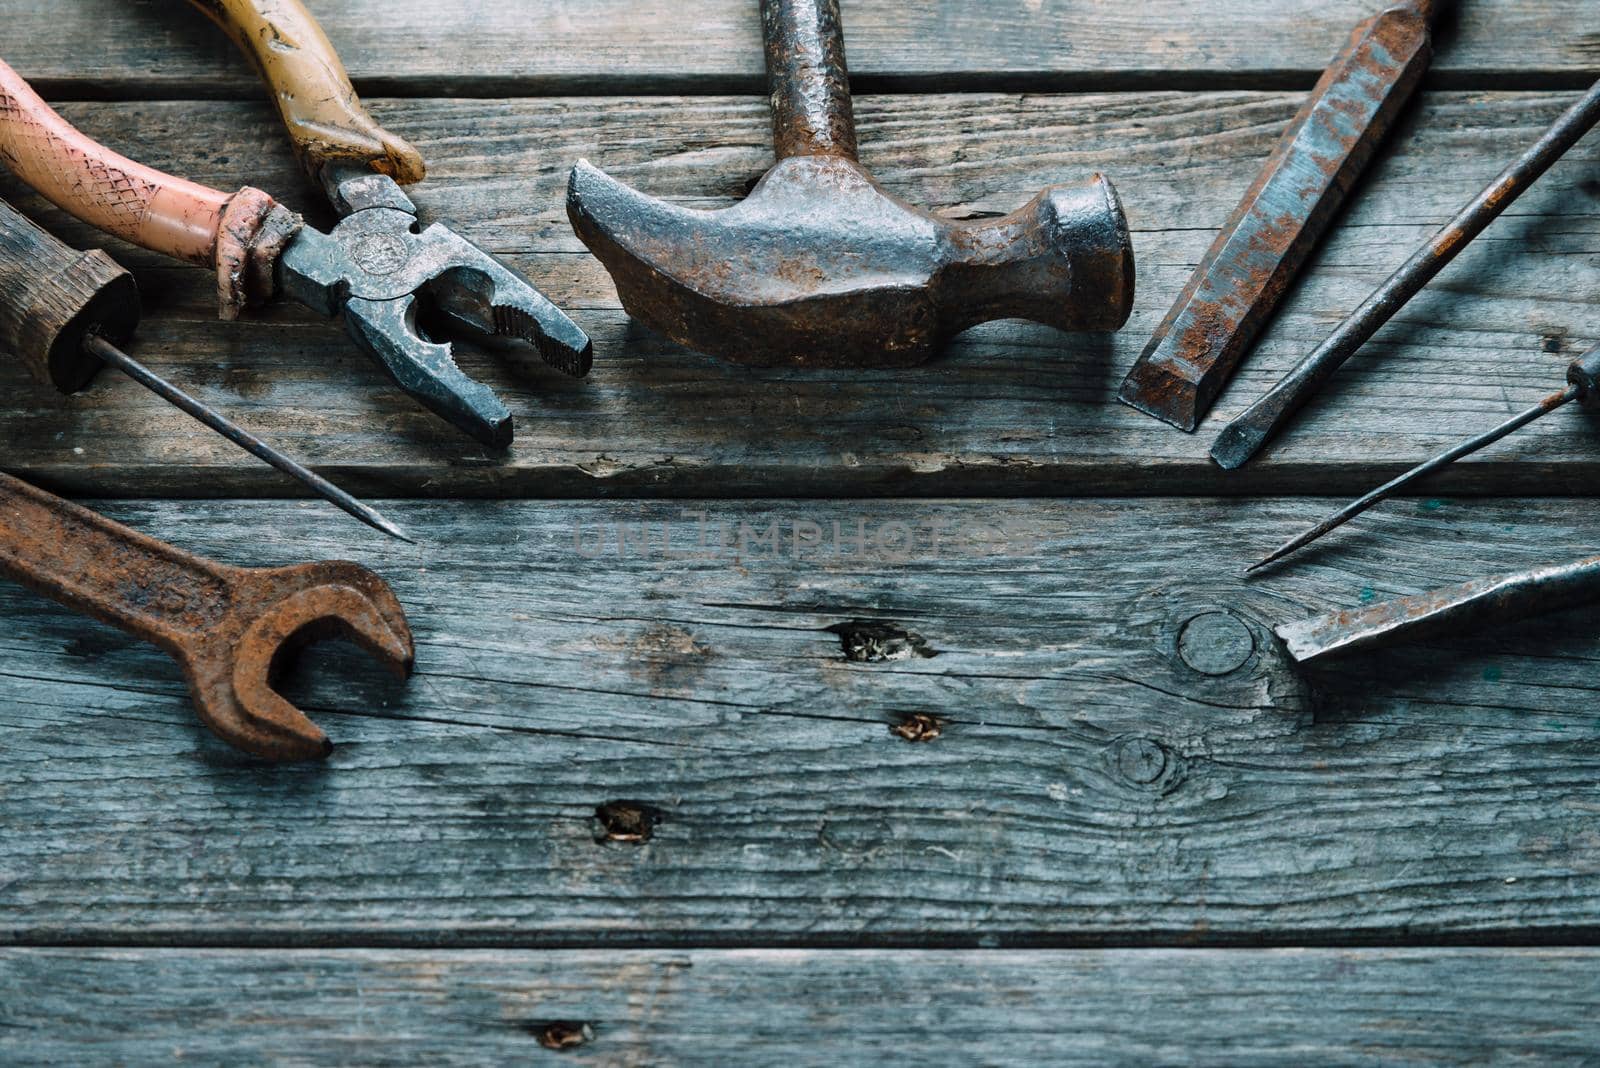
[186,0,425,186]
[761,0,858,160]
[0,195,139,393]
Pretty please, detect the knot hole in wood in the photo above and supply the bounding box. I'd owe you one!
[1177,610,1256,676]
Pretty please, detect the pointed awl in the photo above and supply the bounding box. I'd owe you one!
[1251,342,1600,573]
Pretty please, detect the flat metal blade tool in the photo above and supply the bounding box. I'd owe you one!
[1278,551,1600,663]
[1212,77,1600,469]
[1119,0,1451,432]
[0,4,589,449]
[0,192,409,542]
[1251,343,1600,573]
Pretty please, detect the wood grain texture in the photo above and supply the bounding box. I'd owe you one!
[4,0,1595,96]
[2,2,1594,1053]
[3,497,1599,944]
[0,90,1596,498]
[0,197,138,391]
[5,948,1600,1066]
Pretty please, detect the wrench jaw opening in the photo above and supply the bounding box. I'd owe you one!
[278,174,592,448]
[186,562,415,763]
[185,652,333,763]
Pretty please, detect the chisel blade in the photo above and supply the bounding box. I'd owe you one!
[1118,0,1451,433]
[1277,552,1600,663]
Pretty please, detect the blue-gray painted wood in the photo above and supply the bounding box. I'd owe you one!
[2,0,1590,96]
[0,7,1593,1061]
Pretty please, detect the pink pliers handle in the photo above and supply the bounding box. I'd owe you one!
[0,57,297,317]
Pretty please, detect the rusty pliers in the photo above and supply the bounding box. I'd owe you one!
[0,0,590,448]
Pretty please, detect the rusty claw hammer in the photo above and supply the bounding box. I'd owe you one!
[569,0,1135,367]
[0,472,413,761]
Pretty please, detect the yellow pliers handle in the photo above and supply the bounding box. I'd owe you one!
[187,0,426,186]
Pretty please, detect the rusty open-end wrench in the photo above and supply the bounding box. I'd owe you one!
[0,473,414,760]
[0,1,589,448]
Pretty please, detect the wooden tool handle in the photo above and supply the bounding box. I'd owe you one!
[0,195,138,392]
[186,0,425,185]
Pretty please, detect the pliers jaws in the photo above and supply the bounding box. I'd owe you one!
[279,169,592,449]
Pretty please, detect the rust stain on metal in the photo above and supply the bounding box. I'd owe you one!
[0,471,413,761]
[567,0,1134,368]
[1120,0,1449,432]
[1211,74,1600,471]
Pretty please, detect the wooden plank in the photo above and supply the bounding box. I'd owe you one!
[4,0,1592,96]
[4,948,1599,1065]
[3,497,1599,944]
[0,90,1597,499]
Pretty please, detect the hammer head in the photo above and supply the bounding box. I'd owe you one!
[568,155,1134,367]
[179,561,414,762]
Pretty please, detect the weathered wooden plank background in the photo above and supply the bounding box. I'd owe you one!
[4,498,1600,946]
[5,949,1599,1065]
[1,0,1598,1063]
[12,0,1597,93]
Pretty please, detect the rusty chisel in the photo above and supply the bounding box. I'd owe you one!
[1211,77,1600,469]
[1119,0,1452,432]
[1278,552,1600,663]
